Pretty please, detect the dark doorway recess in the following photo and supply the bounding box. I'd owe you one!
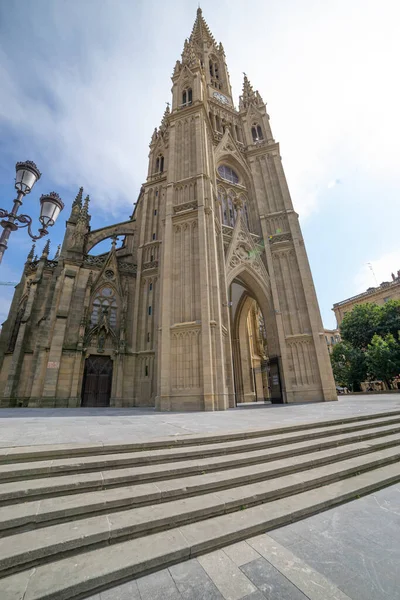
[81,355,113,407]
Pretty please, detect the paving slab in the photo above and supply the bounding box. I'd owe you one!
[222,541,261,567]
[169,559,224,600]
[99,580,141,600]
[136,569,182,600]
[1,394,399,448]
[241,557,309,600]
[198,549,257,599]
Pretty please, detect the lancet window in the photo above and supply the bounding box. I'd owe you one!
[217,165,251,229]
[209,57,222,89]
[251,124,264,143]
[182,88,192,106]
[155,154,164,173]
[218,188,250,229]
[90,287,117,330]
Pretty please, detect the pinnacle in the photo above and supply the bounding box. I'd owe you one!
[41,239,50,257]
[27,243,35,262]
[72,187,83,209]
[77,194,91,225]
[239,72,264,110]
[190,7,216,47]
[54,244,61,260]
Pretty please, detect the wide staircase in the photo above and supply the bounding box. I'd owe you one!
[2,410,400,600]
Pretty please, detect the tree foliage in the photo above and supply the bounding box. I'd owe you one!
[330,342,367,391]
[333,300,400,390]
[340,299,400,350]
[340,303,381,350]
[365,334,400,386]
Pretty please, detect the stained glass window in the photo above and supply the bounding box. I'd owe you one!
[91,287,117,329]
[217,165,239,184]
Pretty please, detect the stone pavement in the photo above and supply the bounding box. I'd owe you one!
[84,484,400,600]
[1,394,400,447]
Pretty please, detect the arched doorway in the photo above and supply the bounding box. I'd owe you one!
[229,273,284,405]
[81,355,113,407]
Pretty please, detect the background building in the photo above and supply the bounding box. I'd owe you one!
[333,270,400,327]
[0,9,336,410]
[324,328,341,354]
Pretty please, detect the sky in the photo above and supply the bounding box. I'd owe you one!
[0,0,399,329]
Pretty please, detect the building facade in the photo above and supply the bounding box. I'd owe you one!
[0,9,336,410]
[324,328,341,355]
[333,270,400,327]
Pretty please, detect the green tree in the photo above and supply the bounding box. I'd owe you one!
[365,334,400,388]
[330,342,367,391]
[379,300,400,341]
[340,303,381,350]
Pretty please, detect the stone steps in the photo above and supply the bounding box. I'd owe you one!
[1,416,400,484]
[1,411,400,600]
[2,409,400,464]
[1,433,400,533]
[1,423,400,506]
[1,446,400,579]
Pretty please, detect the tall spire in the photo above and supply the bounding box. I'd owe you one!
[41,239,50,258]
[77,194,91,225]
[69,186,84,223]
[190,7,216,48]
[239,72,264,110]
[26,243,35,263]
[72,187,83,209]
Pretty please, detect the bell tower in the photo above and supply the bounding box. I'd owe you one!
[146,7,337,410]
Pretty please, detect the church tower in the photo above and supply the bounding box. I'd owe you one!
[0,8,336,410]
[141,8,336,410]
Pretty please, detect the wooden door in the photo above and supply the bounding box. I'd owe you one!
[81,356,113,407]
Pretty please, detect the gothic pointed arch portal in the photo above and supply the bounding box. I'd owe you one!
[229,268,284,405]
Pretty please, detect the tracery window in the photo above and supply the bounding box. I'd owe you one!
[218,187,250,229]
[91,287,117,330]
[217,165,239,184]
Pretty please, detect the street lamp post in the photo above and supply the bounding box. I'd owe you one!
[0,161,64,265]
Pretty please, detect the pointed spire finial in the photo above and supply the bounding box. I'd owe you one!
[27,243,35,262]
[190,7,216,48]
[77,194,90,226]
[41,239,50,257]
[111,235,118,249]
[159,103,170,134]
[54,244,61,260]
[239,72,264,110]
[72,187,83,209]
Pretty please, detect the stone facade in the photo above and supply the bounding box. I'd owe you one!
[324,328,341,355]
[0,9,337,410]
[333,270,400,327]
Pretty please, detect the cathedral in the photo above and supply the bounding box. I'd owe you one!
[0,9,337,410]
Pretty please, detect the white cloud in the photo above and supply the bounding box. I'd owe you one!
[354,251,400,292]
[0,0,399,221]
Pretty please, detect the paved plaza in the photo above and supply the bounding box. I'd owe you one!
[0,394,400,448]
[1,394,399,600]
[84,484,400,600]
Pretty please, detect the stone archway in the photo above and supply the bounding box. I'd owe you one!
[227,266,285,405]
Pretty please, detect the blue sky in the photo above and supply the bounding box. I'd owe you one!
[0,0,399,329]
